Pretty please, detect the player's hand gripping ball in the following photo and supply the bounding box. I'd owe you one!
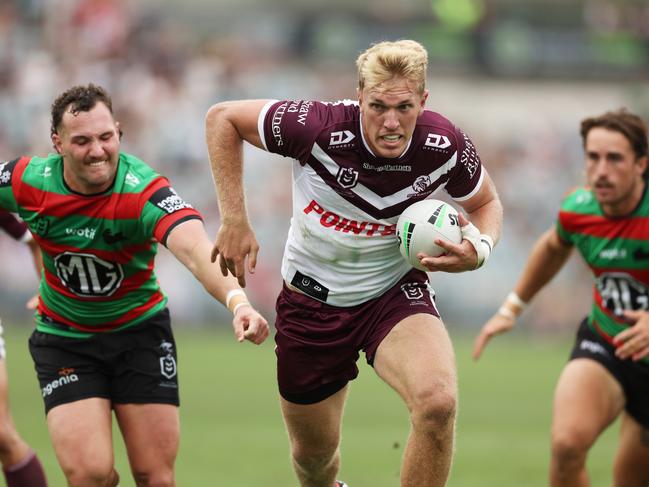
[397,199,462,271]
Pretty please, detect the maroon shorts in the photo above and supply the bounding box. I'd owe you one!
[275,269,439,404]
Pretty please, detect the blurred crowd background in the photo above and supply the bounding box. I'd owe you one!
[1,0,648,333]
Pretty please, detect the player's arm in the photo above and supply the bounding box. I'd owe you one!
[204,99,271,288]
[25,235,43,310]
[165,218,270,345]
[472,227,573,360]
[420,169,503,272]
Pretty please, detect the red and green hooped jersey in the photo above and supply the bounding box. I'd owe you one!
[557,186,649,350]
[0,152,202,338]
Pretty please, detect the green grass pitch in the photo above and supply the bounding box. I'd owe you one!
[4,324,617,486]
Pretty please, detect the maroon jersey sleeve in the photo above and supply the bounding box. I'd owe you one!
[443,127,484,199]
[260,100,331,164]
[0,209,30,241]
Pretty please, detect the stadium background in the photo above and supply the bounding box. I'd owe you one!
[0,0,647,485]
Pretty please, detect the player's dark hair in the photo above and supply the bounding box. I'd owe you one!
[580,109,649,178]
[50,84,115,136]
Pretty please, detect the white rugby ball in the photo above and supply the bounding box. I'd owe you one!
[397,199,462,271]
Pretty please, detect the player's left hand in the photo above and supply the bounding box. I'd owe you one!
[418,213,479,272]
[613,310,649,361]
[231,304,270,345]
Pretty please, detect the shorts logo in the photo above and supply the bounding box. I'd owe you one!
[336,167,358,189]
[401,283,424,300]
[159,340,177,380]
[42,367,79,397]
[579,339,608,357]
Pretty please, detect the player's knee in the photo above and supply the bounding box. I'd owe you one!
[551,430,591,466]
[291,440,339,474]
[409,383,457,433]
[131,468,174,487]
[65,461,116,487]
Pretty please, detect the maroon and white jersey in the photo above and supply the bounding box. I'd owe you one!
[259,99,484,306]
[0,209,31,242]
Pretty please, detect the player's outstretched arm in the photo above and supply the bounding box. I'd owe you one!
[166,219,270,344]
[204,99,271,287]
[472,227,573,360]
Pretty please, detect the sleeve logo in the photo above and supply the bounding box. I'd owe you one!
[150,186,193,214]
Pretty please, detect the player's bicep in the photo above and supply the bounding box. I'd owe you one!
[207,99,270,150]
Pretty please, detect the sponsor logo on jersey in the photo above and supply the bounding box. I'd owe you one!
[329,130,355,147]
[362,162,411,172]
[303,200,395,237]
[336,167,359,189]
[54,251,124,297]
[270,102,288,147]
[42,367,79,397]
[103,229,128,244]
[460,131,479,178]
[287,100,313,126]
[0,162,11,185]
[65,227,97,240]
[633,248,649,261]
[596,272,649,316]
[424,133,451,150]
[150,187,193,214]
[579,339,608,357]
[599,248,627,260]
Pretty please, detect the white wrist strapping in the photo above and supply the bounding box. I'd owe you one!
[506,291,527,309]
[232,302,251,315]
[225,289,246,309]
[461,222,493,269]
[497,306,516,319]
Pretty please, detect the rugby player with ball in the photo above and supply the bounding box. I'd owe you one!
[206,39,502,487]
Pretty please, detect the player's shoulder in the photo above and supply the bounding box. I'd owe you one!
[559,185,595,211]
[118,152,162,189]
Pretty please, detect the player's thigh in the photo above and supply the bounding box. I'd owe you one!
[114,403,179,470]
[613,412,649,486]
[280,385,348,454]
[47,398,114,473]
[552,358,624,446]
[373,313,456,407]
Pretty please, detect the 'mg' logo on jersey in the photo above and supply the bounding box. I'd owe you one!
[54,252,124,297]
[596,272,649,315]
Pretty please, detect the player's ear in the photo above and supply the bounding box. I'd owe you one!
[419,89,429,114]
[637,155,648,176]
[51,133,62,154]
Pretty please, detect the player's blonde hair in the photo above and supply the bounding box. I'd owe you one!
[356,40,428,95]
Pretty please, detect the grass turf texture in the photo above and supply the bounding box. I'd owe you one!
[4,324,617,486]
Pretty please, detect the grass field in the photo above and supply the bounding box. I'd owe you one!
[3,323,618,487]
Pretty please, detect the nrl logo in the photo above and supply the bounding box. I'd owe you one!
[336,167,359,189]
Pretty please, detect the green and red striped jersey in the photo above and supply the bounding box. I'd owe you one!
[0,152,202,337]
[557,185,649,352]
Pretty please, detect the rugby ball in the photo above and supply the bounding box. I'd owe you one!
[397,199,462,270]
